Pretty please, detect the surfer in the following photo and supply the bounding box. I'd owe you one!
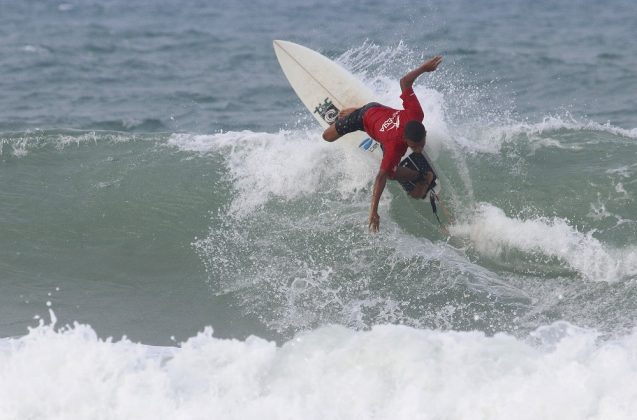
[322,55,443,232]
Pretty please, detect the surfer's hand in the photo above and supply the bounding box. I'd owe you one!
[421,56,443,72]
[401,56,443,90]
[368,212,380,232]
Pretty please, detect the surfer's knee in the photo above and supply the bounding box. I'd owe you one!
[408,171,434,199]
[409,185,427,199]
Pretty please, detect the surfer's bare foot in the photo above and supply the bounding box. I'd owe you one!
[322,124,341,142]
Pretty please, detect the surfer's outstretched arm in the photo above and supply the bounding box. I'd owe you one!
[368,169,389,232]
[400,56,443,91]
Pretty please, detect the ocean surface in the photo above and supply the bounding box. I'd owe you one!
[1,0,637,418]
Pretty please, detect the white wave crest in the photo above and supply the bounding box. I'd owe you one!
[450,203,637,282]
[168,130,378,215]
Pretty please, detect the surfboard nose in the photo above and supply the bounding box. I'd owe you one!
[273,39,289,48]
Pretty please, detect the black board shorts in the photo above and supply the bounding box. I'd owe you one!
[397,152,437,198]
[334,102,383,136]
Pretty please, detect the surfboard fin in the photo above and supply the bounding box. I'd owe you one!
[430,192,451,236]
[430,194,441,224]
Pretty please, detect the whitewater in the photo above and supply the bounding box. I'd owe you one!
[2,312,637,420]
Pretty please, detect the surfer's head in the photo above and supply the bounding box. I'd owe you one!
[404,120,426,152]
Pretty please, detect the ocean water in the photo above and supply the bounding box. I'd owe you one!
[1,0,637,418]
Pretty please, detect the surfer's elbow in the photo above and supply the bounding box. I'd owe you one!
[399,76,413,92]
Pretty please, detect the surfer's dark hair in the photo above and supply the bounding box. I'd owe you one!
[404,120,426,142]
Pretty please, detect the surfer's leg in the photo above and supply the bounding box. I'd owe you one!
[393,166,420,182]
[409,171,434,199]
[394,167,434,199]
[323,103,374,142]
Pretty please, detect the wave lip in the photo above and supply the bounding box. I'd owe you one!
[464,115,637,155]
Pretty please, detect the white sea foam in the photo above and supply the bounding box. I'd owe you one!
[450,203,637,282]
[1,317,637,420]
[0,137,30,157]
[168,130,378,215]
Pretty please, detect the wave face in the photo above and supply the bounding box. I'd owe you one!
[2,107,635,345]
[2,49,637,343]
[177,100,637,340]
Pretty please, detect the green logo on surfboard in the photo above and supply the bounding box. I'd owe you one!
[314,98,339,124]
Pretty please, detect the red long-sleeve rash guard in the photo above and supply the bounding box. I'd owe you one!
[362,87,424,178]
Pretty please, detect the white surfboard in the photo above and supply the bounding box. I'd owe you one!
[272,39,441,197]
